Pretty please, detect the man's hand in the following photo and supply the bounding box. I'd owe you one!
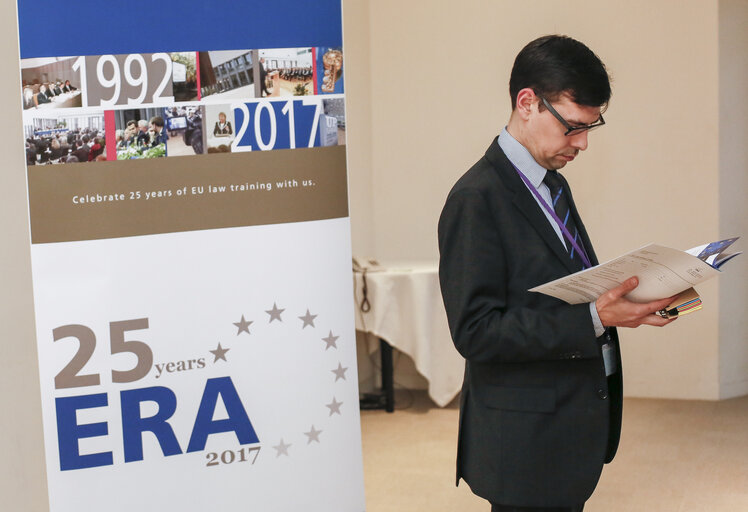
[596,277,676,328]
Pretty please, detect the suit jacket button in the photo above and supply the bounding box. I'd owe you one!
[598,389,608,400]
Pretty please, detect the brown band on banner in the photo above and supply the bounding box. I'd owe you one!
[28,146,349,244]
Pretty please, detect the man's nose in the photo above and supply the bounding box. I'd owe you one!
[570,131,589,151]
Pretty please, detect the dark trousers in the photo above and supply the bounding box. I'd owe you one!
[491,504,584,512]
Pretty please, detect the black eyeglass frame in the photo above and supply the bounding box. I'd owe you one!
[539,96,605,136]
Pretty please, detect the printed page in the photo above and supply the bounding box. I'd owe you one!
[529,244,721,304]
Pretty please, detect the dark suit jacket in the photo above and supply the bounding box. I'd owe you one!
[73,147,89,163]
[136,130,149,146]
[152,129,168,146]
[438,137,623,508]
[36,91,52,104]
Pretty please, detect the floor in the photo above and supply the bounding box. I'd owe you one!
[360,391,748,512]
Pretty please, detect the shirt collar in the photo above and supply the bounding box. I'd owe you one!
[497,127,546,188]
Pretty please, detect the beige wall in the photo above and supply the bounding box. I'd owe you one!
[342,0,376,257]
[344,0,747,400]
[0,4,49,510]
[718,0,748,398]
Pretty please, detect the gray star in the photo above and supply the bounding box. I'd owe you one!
[233,315,253,335]
[209,342,230,362]
[332,362,348,381]
[326,396,343,416]
[272,438,291,457]
[265,302,285,323]
[322,330,339,350]
[304,425,322,444]
[299,309,318,329]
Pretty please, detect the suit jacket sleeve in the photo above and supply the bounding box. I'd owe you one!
[438,187,600,365]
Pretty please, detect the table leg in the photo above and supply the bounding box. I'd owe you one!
[358,337,396,413]
[380,338,395,413]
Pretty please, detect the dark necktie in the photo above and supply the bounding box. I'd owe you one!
[543,170,586,270]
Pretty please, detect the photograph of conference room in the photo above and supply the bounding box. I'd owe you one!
[163,106,205,156]
[21,56,83,110]
[204,103,235,153]
[114,107,168,160]
[199,50,256,100]
[170,52,198,102]
[23,113,106,165]
[316,47,344,94]
[258,47,314,97]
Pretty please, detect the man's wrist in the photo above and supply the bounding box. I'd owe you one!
[589,301,605,338]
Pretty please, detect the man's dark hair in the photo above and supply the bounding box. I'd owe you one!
[509,35,611,110]
[150,116,164,128]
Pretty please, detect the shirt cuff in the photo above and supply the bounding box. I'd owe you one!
[589,301,605,338]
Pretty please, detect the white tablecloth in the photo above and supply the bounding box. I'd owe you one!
[353,263,464,407]
[36,91,82,109]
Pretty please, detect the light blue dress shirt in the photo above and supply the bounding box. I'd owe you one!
[498,128,605,337]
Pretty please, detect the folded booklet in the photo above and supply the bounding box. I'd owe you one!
[530,238,742,312]
[656,287,702,319]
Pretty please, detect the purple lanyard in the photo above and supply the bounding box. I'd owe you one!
[513,164,592,269]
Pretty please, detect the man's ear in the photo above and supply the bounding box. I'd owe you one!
[514,88,537,120]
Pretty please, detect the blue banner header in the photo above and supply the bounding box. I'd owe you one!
[18,0,342,59]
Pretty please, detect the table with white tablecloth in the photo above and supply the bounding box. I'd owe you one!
[353,263,465,407]
[35,91,82,109]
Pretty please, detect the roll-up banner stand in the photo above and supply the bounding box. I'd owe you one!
[16,1,364,510]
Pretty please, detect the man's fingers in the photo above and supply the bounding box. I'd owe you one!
[607,277,639,300]
[640,314,676,327]
[646,295,677,313]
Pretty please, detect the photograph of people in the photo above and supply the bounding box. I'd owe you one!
[205,104,235,153]
[135,120,149,146]
[34,84,52,106]
[164,106,204,156]
[198,50,256,100]
[20,56,83,109]
[23,113,106,165]
[149,116,168,146]
[213,111,232,136]
[114,108,168,160]
[258,47,314,97]
[259,57,270,97]
[316,47,344,94]
[61,80,76,93]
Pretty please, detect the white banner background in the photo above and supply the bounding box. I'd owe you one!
[31,218,365,511]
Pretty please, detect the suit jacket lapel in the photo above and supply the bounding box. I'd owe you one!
[484,138,586,274]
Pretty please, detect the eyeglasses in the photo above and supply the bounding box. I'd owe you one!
[540,96,605,136]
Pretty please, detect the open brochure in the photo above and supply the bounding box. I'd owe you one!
[529,237,741,306]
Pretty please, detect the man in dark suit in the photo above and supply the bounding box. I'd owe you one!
[259,57,270,97]
[72,139,89,163]
[149,116,168,146]
[35,85,52,105]
[438,35,675,512]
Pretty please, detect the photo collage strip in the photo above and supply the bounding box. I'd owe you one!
[21,48,345,166]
